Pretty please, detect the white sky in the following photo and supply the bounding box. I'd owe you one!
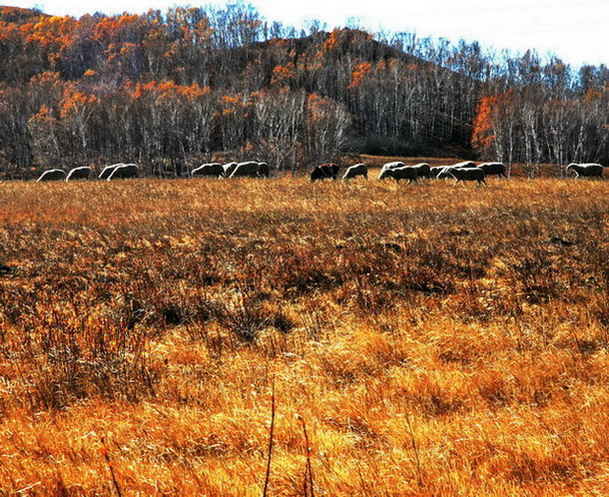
[10,0,609,66]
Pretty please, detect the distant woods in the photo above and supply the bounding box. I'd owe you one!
[0,4,607,177]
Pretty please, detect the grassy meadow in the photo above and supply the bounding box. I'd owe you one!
[1,174,609,495]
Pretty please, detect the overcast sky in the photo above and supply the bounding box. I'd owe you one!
[10,0,609,66]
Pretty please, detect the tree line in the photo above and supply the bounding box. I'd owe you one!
[0,4,607,178]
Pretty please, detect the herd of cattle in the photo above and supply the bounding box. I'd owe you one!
[311,161,605,183]
[33,160,605,183]
[35,161,270,182]
[313,161,496,184]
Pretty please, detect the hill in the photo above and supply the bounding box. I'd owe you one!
[0,3,606,173]
[0,5,45,23]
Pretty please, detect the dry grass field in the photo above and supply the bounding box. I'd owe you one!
[1,175,609,496]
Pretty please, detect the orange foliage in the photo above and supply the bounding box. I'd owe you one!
[94,14,140,43]
[132,80,211,101]
[322,28,341,52]
[348,62,372,89]
[23,15,77,48]
[60,88,98,119]
[29,71,61,85]
[472,90,513,151]
[0,6,42,23]
[28,71,62,94]
[472,95,496,150]
[0,21,20,42]
[220,95,238,115]
[221,94,241,106]
[28,103,55,124]
[270,63,294,86]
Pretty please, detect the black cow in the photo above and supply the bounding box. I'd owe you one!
[258,162,270,178]
[310,163,340,182]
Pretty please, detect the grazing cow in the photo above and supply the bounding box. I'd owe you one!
[66,166,92,181]
[429,166,446,178]
[379,165,419,183]
[230,161,260,178]
[222,162,238,177]
[378,161,405,179]
[37,169,66,182]
[566,163,604,178]
[453,161,477,168]
[107,163,139,180]
[99,163,122,179]
[343,163,368,180]
[258,162,270,178]
[191,163,224,178]
[434,166,459,179]
[310,163,340,182]
[479,162,508,178]
[448,167,486,185]
[411,163,431,179]
[381,161,404,170]
[436,164,476,179]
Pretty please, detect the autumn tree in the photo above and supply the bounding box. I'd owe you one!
[253,88,305,173]
[303,93,352,165]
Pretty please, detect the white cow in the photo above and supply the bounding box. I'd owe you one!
[230,161,260,178]
[37,169,66,182]
[99,163,123,179]
[66,166,92,181]
[107,164,139,180]
[343,163,368,180]
[192,163,224,178]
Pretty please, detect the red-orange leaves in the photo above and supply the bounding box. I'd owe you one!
[472,90,514,151]
[132,80,210,101]
[94,14,140,43]
[270,63,294,86]
[60,88,98,119]
[29,103,54,124]
[322,29,341,53]
[348,62,372,90]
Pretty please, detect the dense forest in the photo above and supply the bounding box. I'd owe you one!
[0,4,608,177]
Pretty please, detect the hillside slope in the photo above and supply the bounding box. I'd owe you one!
[0,4,606,170]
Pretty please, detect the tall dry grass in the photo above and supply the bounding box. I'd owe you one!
[1,176,609,495]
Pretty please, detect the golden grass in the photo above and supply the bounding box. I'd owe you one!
[1,176,609,495]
